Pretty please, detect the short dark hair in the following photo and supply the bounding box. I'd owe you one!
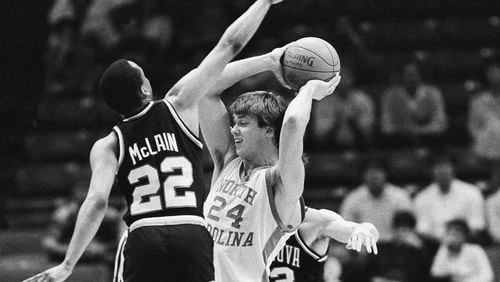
[392,210,417,229]
[229,91,287,147]
[98,59,144,114]
[446,218,470,239]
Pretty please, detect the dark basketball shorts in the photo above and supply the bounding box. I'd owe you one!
[113,224,214,282]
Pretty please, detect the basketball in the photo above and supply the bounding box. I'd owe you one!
[282,37,340,90]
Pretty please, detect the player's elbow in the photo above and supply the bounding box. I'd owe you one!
[85,195,108,211]
[218,37,244,57]
[283,115,309,135]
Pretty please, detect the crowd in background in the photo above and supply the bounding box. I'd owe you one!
[37,0,500,281]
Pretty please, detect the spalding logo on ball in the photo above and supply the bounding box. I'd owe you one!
[282,37,340,90]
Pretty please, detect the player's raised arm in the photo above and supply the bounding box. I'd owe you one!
[23,135,118,282]
[271,77,341,228]
[165,0,284,115]
[199,47,288,176]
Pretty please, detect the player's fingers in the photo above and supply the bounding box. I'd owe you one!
[327,75,341,94]
[23,272,45,282]
[356,234,363,252]
[346,237,352,249]
[364,236,372,254]
[372,238,378,255]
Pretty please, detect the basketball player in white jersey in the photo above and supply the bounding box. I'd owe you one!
[200,46,341,281]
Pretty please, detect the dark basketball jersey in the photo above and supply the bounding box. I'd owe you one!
[113,100,206,228]
[269,231,327,282]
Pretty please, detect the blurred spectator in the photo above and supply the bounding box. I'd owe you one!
[431,219,493,282]
[340,161,413,241]
[414,156,486,242]
[43,181,121,266]
[367,211,433,282]
[486,188,500,243]
[381,62,447,148]
[311,65,375,150]
[46,0,92,94]
[468,61,500,193]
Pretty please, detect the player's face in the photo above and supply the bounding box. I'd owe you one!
[432,162,453,187]
[231,114,269,159]
[128,61,153,100]
[403,64,421,86]
[445,227,465,248]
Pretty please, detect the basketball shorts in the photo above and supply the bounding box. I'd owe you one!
[113,224,214,282]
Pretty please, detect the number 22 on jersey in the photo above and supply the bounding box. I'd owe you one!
[128,156,196,215]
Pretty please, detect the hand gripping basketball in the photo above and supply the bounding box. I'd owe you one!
[301,75,341,101]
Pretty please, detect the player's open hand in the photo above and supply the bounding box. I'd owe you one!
[346,223,379,254]
[23,264,73,282]
[301,75,341,100]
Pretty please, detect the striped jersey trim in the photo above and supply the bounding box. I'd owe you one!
[295,231,328,262]
[129,215,205,232]
[113,232,128,282]
[162,99,203,149]
[122,101,154,122]
[262,228,294,279]
[265,169,303,233]
[112,126,125,169]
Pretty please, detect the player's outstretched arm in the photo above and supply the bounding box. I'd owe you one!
[199,47,289,176]
[270,77,341,229]
[23,134,118,282]
[306,208,379,254]
[165,0,283,118]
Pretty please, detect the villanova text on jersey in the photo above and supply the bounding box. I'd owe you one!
[274,243,301,268]
[128,132,179,165]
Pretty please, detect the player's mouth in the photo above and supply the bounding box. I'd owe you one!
[234,138,242,145]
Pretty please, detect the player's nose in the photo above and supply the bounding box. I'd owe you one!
[230,125,239,135]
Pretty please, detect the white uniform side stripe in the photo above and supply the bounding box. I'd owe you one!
[162,99,203,149]
[295,231,328,262]
[113,126,125,169]
[113,232,128,282]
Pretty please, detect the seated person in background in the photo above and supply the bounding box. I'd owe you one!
[414,155,486,243]
[310,64,375,150]
[43,182,121,264]
[340,161,413,241]
[381,62,447,148]
[367,210,434,282]
[468,60,500,193]
[269,206,379,282]
[431,219,494,282]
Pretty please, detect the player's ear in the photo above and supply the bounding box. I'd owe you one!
[265,126,274,137]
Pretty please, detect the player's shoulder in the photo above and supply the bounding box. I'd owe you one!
[385,184,410,197]
[452,180,481,196]
[90,133,118,158]
[344,186,368,200]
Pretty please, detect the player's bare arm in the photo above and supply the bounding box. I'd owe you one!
[23,134,118,282]
[200,47,289,179]
[269,77,341,229]
[165,0,285,135]
[305,208,379,254]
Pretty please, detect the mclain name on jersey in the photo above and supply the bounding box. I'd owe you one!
[128,132,179,165]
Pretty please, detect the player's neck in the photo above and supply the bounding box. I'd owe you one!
[241,151,277,172]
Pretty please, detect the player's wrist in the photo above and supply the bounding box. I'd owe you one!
[62,259,76,271]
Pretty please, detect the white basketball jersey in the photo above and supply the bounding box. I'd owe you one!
[204,158,296,282]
